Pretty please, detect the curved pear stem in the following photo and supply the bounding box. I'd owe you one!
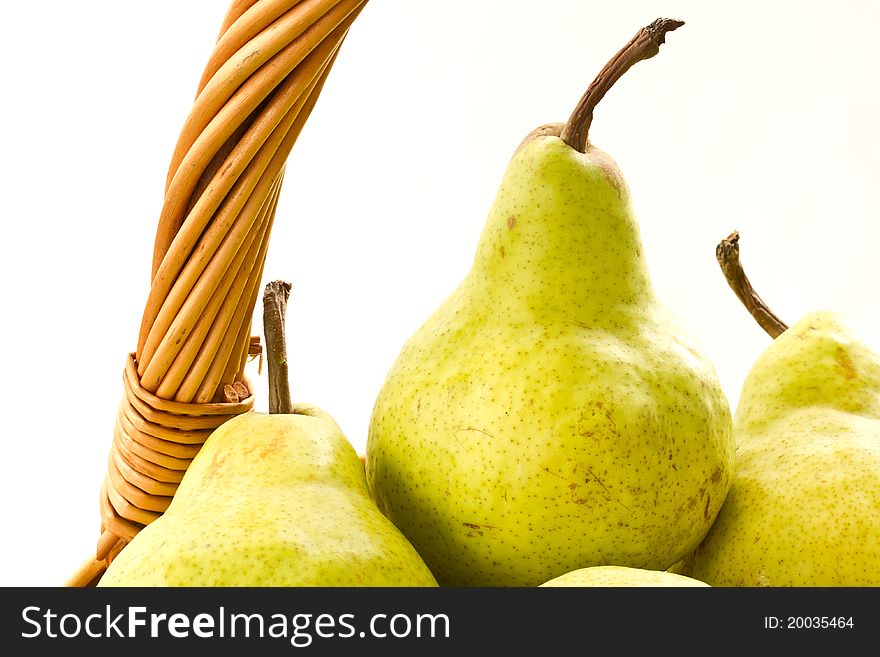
[716,232,789,339]
[560,18,684,153]
[263,280,294,414]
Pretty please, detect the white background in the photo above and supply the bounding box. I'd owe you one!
[1,1,878,586]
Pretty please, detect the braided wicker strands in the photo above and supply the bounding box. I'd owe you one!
[67,0,368,587]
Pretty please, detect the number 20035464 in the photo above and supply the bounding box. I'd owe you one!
[764,617,854,630]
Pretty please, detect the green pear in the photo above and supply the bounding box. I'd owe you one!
[540,565,709,587]
[366,20,735,587]
[684,233,880,586]
[99,283,438,587]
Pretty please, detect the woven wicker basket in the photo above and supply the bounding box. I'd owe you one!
[67,0,369,587]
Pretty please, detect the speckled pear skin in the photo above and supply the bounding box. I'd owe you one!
[540,565,709,587]
[687,312,880,586]
[99,405,438,587]
[366,136,735,587]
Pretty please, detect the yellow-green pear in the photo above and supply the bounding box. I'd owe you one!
[684,234,880,586]
[540,565,709,587]
[100,283,438,587]
[366,20,735,587]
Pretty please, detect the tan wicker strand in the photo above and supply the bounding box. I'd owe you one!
[67,556,108,589]
[112,436,187,485]
[149,0,366,280]
[215,0,263,41]
[204,191,281,400]
[116,415,203,460]
[213,40,344,397]
[114,422,196,472]
[100,480,144,543]
[177,179,281,401]
[107,457,173,514]
[167,1,338,196]
[120,370,254,437]
[157,0,361,255]
[123,351,252,417]
[110,448,179,497]
[167,0,346,186]
[105,476,163,527]
[194,41,342,402]
[121,387,239,433]
[196,0,311,94]
[138,6,362,373]
[137,51,336,387]
[139,160,287,385]
[122,381,229,436]
[67,0,368,587]
[121,376,218,442]
[96,530,125,564]
[138,132,294,392]
[156,192,272,400]
[139,50,331,374]
[208,45,346,398]
[185,40,339,397]
[203,220,278,400]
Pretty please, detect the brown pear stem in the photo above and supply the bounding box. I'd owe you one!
[716,231,789,339]
[560,18,684,153]
[263,280,293,414]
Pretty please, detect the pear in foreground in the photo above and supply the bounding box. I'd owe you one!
[685,234,880,586]
[367,20,734,586]
[540,565,709,587]
[100,283,438,587]
[100,409,438,586]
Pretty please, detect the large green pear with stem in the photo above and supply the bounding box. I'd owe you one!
[366,20,735,587]
[680,233,880,586]
[99,282,438,587]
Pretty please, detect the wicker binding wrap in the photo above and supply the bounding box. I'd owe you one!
[68,0,368,586]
